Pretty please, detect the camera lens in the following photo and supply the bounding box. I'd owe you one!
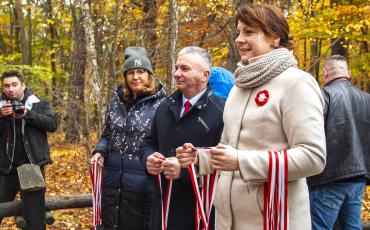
[12,100,24,114]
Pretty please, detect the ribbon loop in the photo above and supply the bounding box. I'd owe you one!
[188,163,219,230]
[157,174,172,230]
[264,150,289,230]
[90,161,103,229]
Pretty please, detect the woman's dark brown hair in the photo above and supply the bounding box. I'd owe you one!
[236,3,294,50]
[122,72,159,100]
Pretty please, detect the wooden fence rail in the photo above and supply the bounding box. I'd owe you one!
[0,194,91,218]
[1,194,370,229]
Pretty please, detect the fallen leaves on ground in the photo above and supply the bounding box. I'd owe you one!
[362,186,370,222]
[1,133,93,230]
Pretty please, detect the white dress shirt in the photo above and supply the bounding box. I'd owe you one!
[180,88,207,117]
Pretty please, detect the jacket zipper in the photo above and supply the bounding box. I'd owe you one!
[198,117,210,132]
[6,119,16,173]
[22,119,33,164]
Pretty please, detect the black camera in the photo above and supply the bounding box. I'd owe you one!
[12,100,24,114]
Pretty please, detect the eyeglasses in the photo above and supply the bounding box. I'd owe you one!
[126,69,147,78]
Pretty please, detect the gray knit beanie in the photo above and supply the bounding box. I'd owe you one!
[122,46,153,75]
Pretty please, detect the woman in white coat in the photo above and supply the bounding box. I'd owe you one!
[176,3,326,230]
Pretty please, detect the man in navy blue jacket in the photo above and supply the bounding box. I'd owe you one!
[141,46,224,230]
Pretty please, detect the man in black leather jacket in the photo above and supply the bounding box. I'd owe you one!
[308,55,370,229]
[0,70,58,229]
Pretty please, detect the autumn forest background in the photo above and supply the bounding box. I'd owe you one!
[0,0,370,229]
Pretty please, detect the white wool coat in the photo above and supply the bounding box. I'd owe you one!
[198,67,326,230]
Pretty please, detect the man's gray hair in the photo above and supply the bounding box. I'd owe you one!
[324,55,349,78]
[177,46,212,69]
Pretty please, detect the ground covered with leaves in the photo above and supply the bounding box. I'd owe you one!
[1,134,92,229]
[1,134,370,229]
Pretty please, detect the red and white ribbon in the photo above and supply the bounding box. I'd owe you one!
[188,163,219,230]
[202,171,218,228]
[264,150,289,230]
[90,160,103,229]
[157,174,172,230]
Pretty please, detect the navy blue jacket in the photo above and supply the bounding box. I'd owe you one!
[94,83,166,193]
[140,89,224,230]
[307,80,370,186]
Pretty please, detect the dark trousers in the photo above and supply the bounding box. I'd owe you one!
[0,171,46,230]
[102,188,152,230]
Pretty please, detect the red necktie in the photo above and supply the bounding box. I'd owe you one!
[183,100,191,115]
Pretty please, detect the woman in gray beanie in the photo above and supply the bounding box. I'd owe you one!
[91,46,166,230]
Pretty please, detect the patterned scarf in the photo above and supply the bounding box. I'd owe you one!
[234,48,297,89]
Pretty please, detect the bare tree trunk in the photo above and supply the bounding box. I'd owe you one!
[46,0,58,107]
[65,4,86,143]
[142,0,158,68]
[0,32,6,54]
[309,39,320,80]
[226,32,239,72]
[166,0,178,93]
[316,39,322,81]
[14,0,29,64]
[91,0,106,133]
[13,3,20,53]
[106,0,120,105]
[79,0,103,153]
[331,37,348,57]
[278,0,291,11]
[227,0,247,72]
[9,1,14,55]
[360,26,369,54]
[303,38,307,69]
[26,0,32,65]
[106,43,117,101]
[330,0,347,57]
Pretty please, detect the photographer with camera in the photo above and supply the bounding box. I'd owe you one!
[0,70,58,229]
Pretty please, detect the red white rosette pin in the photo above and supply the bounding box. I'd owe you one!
[255,90,269,106]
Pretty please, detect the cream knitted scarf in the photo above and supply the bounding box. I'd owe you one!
[234,48,297,89]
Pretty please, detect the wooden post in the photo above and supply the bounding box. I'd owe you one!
[15,216,27,229]
[14,212,54,228]
[17,164,45,191]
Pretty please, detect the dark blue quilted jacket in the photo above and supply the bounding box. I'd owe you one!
[94,82,166,193]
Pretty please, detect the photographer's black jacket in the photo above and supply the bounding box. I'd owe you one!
[0,90,58,174]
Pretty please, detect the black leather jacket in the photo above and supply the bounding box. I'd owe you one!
[307,79,370,186]
[0,90,58,174]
